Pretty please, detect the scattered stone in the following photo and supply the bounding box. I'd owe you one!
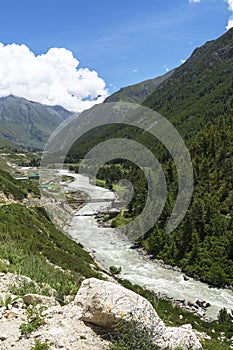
[0,333,7,341]
[49,327,65,336]
[196,299,211,309]
[194,329,211,341]
[5,308,20,319]
[188,300,199,309]
[181,323,192,330]
[23,294,59,307]
[0,273,218,350]
[64,295,73,304]
[163,327,202,350]
[55,338,65,348]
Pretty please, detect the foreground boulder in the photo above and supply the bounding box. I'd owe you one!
[75,277,164,330]
[75,278,202,350]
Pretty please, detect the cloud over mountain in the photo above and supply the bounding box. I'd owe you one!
[226,0,233,29]
[0,43,108,112]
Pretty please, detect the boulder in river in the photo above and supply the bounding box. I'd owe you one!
[196,299,211,309]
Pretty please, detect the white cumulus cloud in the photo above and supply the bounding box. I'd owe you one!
[226,16,233,29]
[225,0,233,29]
[226,0,233,11]
[0,43,108,112]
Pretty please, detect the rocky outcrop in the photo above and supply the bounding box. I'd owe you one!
[75,278,202,350]
[0,272,110,349]
[0,273,205,350]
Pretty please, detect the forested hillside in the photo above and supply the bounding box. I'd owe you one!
[138,29,233,286]
[66,28,233,288]
[143,28,233,139]
[140,114,233,287]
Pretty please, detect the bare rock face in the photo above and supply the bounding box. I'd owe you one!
[75,278,202,350]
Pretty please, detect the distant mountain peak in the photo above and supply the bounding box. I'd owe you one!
[0,95,72,149]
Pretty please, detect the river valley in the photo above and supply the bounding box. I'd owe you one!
[60,170,233,320]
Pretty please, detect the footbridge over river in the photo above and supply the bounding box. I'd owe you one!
[72,198,126,216]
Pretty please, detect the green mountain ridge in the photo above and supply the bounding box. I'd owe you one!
[105,69,175,104]
[105,28,233,140]
[0,95,72,149]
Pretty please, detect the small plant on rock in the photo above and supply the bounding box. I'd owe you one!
[0,293,20,308]
[20,304,46,335]
[31,339,50,350]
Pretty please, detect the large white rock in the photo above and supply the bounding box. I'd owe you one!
[75,278,202,350]
[75,277,164,330]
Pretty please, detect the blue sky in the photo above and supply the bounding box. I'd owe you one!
[0,0,232,110]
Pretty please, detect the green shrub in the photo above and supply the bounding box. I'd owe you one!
[109,266,122,275]
[20,305,46,335]
[10,280,44,297]
[217,308,233,324]
[31,340,50,350]
[109,323,158,350]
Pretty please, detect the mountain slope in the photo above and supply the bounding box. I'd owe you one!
[68,29,233,163]
[105,69,175,104]
[0,95,72,149]
[0,157,102,299]
[143,28,233,138]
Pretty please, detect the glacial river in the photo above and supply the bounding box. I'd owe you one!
[61,171,233,320]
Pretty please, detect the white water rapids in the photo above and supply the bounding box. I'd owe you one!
[61,171,233,320]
